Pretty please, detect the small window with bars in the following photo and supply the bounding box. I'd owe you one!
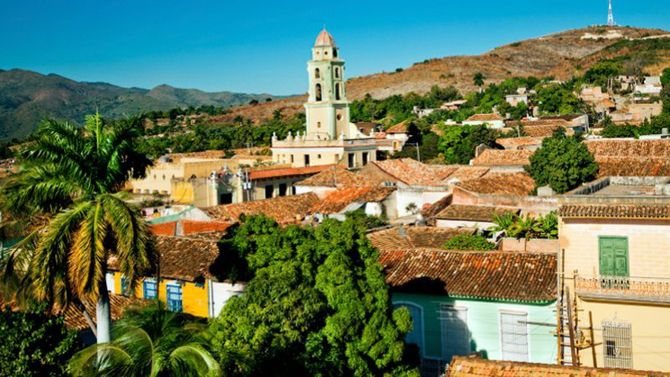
[602,320,633,369]
[143,279,157,299]
[500,310,529,362]
[166,283,183,312]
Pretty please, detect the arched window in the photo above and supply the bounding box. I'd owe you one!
[335,83,341,100]
[315,68,320,79]
[315,84,322,101]
[335,67,340,78]
[333,48,338,58]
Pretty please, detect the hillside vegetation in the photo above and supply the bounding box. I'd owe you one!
[0,69,280,140]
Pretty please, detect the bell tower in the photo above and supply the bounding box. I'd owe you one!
[305,29,350,140]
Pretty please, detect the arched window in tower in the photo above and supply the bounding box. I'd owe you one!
[333,48,338,58]
[335,83,341,100]
[315,68,320,79]
[335,67,340,79]
[315,84,322,101]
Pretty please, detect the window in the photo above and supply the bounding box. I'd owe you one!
[143,279,157,299]
[121,276,129,296]
[362,152,369,165]
[278,183,287,197]
[602,321,633,368]
[317,154,322,159]
[333,49,338,58]
[166,283,183,312]
[335,83,341,100]
[439,304,470,362]
[348,153,355,168]
[315,68,320,79]
[315,84,322,101]
[219,193,233,204]
[394,303,423,356]
[317,121,321,128]
[304,155,310,166]
[599,237,629,289]
[500,311,529,361]
[337,114,342,121]
[290,155,294,163]
[265,185,274,199]
[335,67,340,78]
[291,186,297,195]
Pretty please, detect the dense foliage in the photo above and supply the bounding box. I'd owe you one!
[598,113,670,138]
[69,302,219,377]
[0,304,79,377]
[662,67,670,114]
[443,234,496,251]
[438,125,499,164]
[490,212,558,240]
[208,215,418,377]
[525,129,598,193]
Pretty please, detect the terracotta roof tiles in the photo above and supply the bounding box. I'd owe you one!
[368,226,475,252]
[586,139,670,177]
[495,136,545,149]
[205,193,319,225]
[368,159,456,186]
[298,166,367,187]
[386,120,410,134]
[312,186,395,214]
[435,205,519,222]
[64,295,143,331]
[456,173,535,196]
[446,356,669,376]
[471,149,533,167]
[560,204,670,220]
[380,249,557,303]
[249,164,333,181]
[466,113,504,122]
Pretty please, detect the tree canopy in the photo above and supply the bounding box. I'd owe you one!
[525,129,598,193]
[208,216,418,377]
[438,125,498,164]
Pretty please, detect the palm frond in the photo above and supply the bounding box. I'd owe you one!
[69,201,108,298]
[31,201,92,309]
[68,343,135,377]
[168,344,222,377]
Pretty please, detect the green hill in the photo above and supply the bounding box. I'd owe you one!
[0,69,280,140]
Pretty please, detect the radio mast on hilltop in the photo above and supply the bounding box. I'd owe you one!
[607,0,616,26]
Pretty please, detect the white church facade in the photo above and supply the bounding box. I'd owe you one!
[271,29,377,169]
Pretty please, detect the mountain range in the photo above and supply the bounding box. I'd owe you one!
[0,69,280,140]
[2,25,670,140]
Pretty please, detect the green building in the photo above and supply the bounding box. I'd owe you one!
[381,247,557,375]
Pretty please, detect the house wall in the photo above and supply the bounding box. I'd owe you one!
[392,293,556,364]
[209,282,245,318]
[560,218,670,371]
[452,187,558,216]
[250,176,307,200]
[395,189,450,218]
[294,185,336,199]
[112,272,209,318]
[435,219,495,230]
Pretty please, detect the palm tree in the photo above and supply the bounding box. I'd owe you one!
[473,72,485,92]
[0,113,155,344]
[69,302,221,377]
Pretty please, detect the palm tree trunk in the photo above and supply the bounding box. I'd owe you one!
[96,274,112,344]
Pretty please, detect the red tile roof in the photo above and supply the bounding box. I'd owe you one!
[368,226,476,252]
[298,165,367,187]
[495,136,545,149]
[108,235,220,282]
[205,193,319,225]
[366,159,456,186]
[471,149,533,167]
[151,221,177,236]
[312,186,395,214]
[249,164,333,181]
[63,295,143,331]
[435,205,519,222]
[440,166,490,183]
[386,120,410,134]
[456,173,535,196]
[466,113,504,122]
[181,220,233,235]
[560,203,670,220]
[586,139,670,177]
[446,356,668,377]
[380,249,557,303]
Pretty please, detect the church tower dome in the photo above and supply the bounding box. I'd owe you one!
[314,29,336,47]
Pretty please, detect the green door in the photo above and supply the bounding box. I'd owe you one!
[599,237,629,288]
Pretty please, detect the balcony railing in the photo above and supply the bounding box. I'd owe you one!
[575,275,670,304]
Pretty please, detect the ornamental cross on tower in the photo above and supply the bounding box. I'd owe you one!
[607,0,616,26]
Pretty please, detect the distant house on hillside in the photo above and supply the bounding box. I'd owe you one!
[463,114,505,129]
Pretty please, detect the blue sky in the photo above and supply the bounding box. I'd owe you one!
[1,0,669,95]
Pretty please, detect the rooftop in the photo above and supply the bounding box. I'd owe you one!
[386,120,410,134]
[249,164,333,181]
[586,139,670,177]
[471,149,533,167]
[456,172,536,196]
[365,159,458,187]
[435,204,519,222]
[568,176,670,198]
[314,28,336,47]
[297,165,367,187]
[560,203,670,220]
[312,186,395,214]
[495,136,545,150]
[367,226,475,252]
[206,193,319,225]
[446,356,668,377]
[465,113,504,122]
[380,249,557,303]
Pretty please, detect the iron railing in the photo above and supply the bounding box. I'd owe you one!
[575,275,670,303]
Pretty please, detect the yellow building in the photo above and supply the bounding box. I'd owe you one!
[106,234,244,318]
[559,184,670,371]
[271,29,377,169]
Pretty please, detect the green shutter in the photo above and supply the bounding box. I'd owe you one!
[599,237,628,277]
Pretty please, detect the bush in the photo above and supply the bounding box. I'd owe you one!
[443,234,496,251]
[525,129,598,193]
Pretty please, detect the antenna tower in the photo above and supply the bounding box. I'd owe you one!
[607,0,615,26]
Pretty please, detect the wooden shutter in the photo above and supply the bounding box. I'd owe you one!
[599,237,628,277]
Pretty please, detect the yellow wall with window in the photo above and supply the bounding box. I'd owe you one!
[112,272,209,318]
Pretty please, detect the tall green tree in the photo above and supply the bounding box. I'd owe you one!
[525,129,598,193]
[0,114,156,345]
[69,302,220,377]
[438,125,498,164]
[473,72,485,90]
[0,303,79,377]
[208,216,418,377]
